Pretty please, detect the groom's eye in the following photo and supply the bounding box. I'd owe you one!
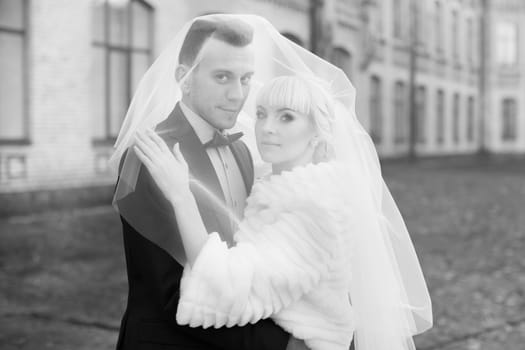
[241,75,252,85]
[215,74,229,83]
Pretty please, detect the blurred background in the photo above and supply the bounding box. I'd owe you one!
[0,0,524,349]
[0,0,524,213]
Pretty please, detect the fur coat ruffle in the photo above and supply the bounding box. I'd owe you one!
[176,161,356,350]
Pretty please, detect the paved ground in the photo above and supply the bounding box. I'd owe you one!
[1,155,524,350]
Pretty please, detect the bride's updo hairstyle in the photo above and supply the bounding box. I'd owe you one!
[256,75,336,163]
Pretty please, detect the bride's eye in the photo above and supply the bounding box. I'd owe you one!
[256,110,266,119]
[280,113,294,122]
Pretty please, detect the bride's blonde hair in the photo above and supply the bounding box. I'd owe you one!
[256,75,336,162]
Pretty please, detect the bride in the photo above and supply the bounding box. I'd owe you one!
[113,14,432,350]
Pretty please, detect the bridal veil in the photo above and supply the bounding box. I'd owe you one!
[109,14,432,350]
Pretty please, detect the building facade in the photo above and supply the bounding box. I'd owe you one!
[351,0,483,157]
[483,0,525,153]
[0,0,522,213]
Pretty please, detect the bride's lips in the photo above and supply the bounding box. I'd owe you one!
[260,141,280,147]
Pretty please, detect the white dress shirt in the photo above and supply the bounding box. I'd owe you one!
[180,102,248,238]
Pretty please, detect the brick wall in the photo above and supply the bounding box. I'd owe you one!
[0,0,116,196]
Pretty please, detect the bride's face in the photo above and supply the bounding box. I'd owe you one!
[255,104,316,171]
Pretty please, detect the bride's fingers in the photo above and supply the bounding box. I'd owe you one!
[135,133,161,163]
[172,142,182,161]
[137,130,162,155]
[145,129,170,153]
[133,145,155,171]
[172,143,188,166]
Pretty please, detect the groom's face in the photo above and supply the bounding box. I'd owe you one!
[185,38,255,130]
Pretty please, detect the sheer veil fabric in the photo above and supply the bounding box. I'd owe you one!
[109,14,432,350]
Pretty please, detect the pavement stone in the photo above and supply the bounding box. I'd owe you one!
[1,157,524,349]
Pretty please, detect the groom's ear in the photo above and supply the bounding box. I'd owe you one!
[175,65,189,83]
[175,65,191,95]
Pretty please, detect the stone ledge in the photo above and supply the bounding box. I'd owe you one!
[0,185,114,217]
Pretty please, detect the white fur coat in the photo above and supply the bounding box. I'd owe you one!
[176,162,356,350]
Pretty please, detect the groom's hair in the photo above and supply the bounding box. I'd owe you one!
[179,17,254,67]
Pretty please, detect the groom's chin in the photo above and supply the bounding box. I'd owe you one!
[213,114,239,130]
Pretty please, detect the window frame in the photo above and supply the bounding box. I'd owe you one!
[466,96,475,143]
[436,89,445,145]
[394,80,407,144]
[416,85,426,144]
[91,0,154,145]
[452,92,460,144]
[501,97,518,141]
[0,0,30,145]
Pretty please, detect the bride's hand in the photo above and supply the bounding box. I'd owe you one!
[134,129,192,205]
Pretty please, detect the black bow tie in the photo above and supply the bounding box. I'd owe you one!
[204,131,243,148]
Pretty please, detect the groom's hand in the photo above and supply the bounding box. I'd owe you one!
[286,336,310,350]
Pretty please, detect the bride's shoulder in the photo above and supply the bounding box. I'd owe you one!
[249,161,347,206]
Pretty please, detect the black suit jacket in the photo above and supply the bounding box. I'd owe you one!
[115,104,290,350]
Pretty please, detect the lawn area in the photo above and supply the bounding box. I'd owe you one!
[0,155,524,350]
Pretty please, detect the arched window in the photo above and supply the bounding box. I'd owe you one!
[281,32,304,47]
[330,47,352,80]
[0,0,28,142]
[92,0,154,141]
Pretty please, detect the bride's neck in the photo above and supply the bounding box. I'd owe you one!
[271,152,313,175]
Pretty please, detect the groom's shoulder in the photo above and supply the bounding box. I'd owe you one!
[155,103,191,141]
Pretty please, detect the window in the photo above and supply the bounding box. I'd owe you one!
[416,86,426,143]
[394,81,407,144]
[393,0,403,39]
[415,1,425,49]
[502,98,517,141]
[467,96,475,143]
[369,76,383,144]
[451,9,459,61]
[373,1,383,37]
[434,0,443,54]
[496,21,518,66]
[466,17,473,65]
[330,47,352,80]
[0,0,28,142]
[92,0,153,141]
[436,89,445,144]
[452,93,460,143]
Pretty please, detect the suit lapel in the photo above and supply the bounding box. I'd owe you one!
[156,104,229,238]
[229,141,254,195]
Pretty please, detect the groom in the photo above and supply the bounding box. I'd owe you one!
[116,17,304,350]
